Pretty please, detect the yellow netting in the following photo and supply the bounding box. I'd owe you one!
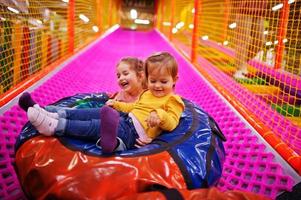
[157,0,301,155]
[157,0,173,38]
[0,0,69,93]
[0,0,120,98]
[171,0,194,56]
[99,0,120,32]
[75,0,98,48]
[75,0,120,49]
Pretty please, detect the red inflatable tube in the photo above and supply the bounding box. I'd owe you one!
[15,136,187,199]
[16,136,268,200]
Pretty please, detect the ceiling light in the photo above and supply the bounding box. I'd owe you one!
[202,35,209,40]
[92,26,99,32]
[172,28,178,34]
[272,3,283,11]
[134,19,150,25]
[79,14,89,23]
[229,22,237,29]
[175,22,184,29]
[163,22,171,26]
[7,7,19,14]
[130,9,137,19]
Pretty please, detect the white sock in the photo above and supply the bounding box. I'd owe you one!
[33,104,59,119]
[27,107,58,136]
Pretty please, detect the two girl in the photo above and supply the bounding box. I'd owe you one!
[20,52,184,153]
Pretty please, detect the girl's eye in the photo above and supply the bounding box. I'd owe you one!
[161,81,168,84]
[150,80,156,83]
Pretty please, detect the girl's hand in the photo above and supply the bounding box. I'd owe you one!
[135,137,152,148]
[145,111,161,128]
[106,99,114,106]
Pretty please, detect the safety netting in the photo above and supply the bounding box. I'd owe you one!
[157,0,301,174]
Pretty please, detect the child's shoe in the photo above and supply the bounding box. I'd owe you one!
[99,105,119,153]
[27,107,58,136]
[19,92,37,111]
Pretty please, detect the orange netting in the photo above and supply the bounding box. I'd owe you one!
[0,0,120,104]
[157,0,301,172]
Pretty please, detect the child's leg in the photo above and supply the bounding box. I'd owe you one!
[31,106,101,120]
[45,105,74,113]
[63,108,103,120]
[56,106,120,143]
[28,107,102,140]
[44,107,104,120]
[99,106,120,153]
[99,112,139,151]
[57,118,101,140]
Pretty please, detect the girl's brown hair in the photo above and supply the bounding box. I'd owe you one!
[118,57,147,89]
[145,52,178,80]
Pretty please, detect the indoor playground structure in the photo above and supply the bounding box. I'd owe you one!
[0,0,301,200]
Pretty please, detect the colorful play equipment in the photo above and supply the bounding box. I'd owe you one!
[1,0,301,199]
[15,92,226,199]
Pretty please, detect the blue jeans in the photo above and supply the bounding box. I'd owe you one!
[53,108,139,150]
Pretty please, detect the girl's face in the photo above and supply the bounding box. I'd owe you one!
[147,67,176,98]
[116,62,143,94]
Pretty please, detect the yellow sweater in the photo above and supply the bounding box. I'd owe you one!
[112,90,185,139]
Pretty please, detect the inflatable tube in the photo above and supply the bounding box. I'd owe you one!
[15,93,226,199]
